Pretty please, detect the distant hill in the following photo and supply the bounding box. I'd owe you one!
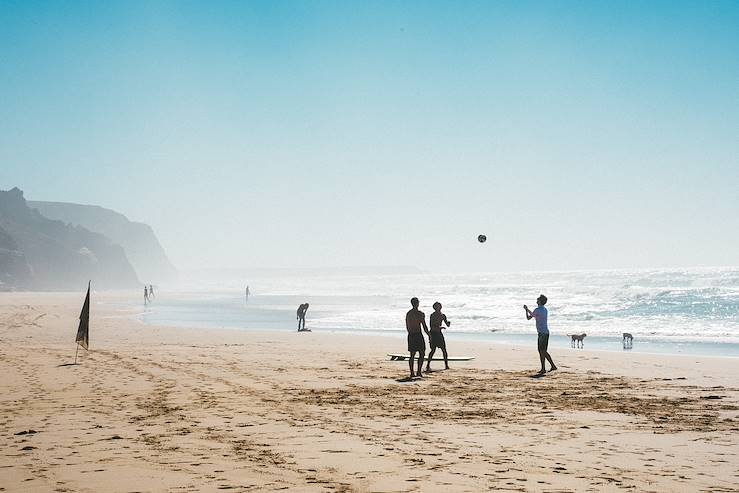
[0,187,140,290]
[29,200,177,283]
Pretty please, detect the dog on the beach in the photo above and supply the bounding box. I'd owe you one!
[623,332,633,348]
[569,333,586,348]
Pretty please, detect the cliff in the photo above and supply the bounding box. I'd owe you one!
[0,188,140,290]
[29,200,178,283]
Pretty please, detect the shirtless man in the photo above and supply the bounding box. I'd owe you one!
[426,302,450,372]
[405,297,429,378]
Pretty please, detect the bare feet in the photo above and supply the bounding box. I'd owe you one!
[548,366,558,372]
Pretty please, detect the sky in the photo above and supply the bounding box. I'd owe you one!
[1,0,738,273]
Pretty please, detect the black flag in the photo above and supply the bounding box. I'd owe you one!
[76,281,90,350]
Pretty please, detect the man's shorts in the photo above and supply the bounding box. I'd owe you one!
[429,331,446,351]
[407,332,426,353]
[537,333,549,352]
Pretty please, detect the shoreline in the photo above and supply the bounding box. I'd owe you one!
[132,321,739,360]
[90,281,739,354]
[118,297,739,358]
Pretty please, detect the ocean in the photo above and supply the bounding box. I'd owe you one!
[130,267,739,357]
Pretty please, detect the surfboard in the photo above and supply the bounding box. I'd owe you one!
[387,354,475,361]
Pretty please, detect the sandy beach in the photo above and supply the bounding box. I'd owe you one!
[1,292,738,492]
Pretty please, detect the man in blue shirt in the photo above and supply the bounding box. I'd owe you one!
[524,294,557,375]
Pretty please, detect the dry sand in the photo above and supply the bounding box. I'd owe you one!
[1,292,738,492]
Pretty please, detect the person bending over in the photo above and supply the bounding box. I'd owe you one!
[297,303,309,331]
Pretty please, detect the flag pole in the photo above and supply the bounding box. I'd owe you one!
[74,343,79,365]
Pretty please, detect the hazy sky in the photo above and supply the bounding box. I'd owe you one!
[2,1,737,272]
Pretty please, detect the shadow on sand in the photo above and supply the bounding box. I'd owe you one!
[396,376,424,383]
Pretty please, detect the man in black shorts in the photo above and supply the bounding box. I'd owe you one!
[426,301,450,372]
[405,297,429,378]
[524,294,557,375]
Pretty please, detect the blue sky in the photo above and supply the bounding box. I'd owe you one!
[1,1,737,272]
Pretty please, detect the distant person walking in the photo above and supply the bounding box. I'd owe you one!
[426,302,450,372]
[524,294,557,375]
[144,286,149,305]
[297,303,309,331]
[405,297,429,378]
[245,285,251,303]
[149,284,155,299]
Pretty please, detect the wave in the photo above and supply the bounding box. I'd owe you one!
[143,266,739,344]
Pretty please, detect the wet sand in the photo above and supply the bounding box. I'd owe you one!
[1,292,738,492]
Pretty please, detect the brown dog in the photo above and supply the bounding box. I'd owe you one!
[569,333,586,348]
[623,332,633,348]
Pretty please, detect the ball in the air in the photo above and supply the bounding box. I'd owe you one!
[478,234,487,243]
